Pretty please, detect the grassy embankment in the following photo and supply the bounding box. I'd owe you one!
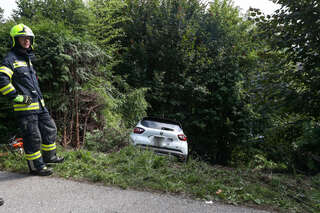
[0,145,319,213]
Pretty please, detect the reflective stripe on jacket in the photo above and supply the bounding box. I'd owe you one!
[0,48,47,115]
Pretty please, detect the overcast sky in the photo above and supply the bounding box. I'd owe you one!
[1,0,280,19]
[232,0,281,15]
[0,0,17,19]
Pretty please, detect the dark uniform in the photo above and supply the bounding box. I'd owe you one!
[0,24,63,176]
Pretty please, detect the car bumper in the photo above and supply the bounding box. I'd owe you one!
[130,134,188,157]
[134,144,188,159]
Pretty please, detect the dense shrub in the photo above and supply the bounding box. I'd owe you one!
[261,118,320,174]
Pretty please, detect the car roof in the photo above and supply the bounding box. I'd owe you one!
[142,117,182,128]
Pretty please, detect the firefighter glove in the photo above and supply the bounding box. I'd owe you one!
[14,95,32,105]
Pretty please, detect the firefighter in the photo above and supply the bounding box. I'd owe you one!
[0,24,64,176]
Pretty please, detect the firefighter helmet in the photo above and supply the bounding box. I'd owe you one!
[10,23,35,48]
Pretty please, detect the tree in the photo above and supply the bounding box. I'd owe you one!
[251,0,320,173]
[252,0,320,118]
[89,0,129,51]
[107,0,255,164]
[13,0,91,34]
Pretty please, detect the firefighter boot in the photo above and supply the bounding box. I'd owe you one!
[27,159,53,176]
[44,155,64,164]
[42,149,64,164]
[27,156,52,176]
[29,166,53,176]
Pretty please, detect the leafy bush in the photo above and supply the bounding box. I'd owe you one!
[230,138,264,167]
[248,154,287,172]
[262,117,320,175]
[293,121,320,174]
[84,125,131,153]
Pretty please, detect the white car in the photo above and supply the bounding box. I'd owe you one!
[130,117,188,162]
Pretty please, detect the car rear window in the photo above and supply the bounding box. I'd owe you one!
[141,120,182,131]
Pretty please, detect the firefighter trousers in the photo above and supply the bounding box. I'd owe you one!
[18,112,57,171]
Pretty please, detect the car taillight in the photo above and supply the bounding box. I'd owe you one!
[178,134,187,141]
[133,127,145,134]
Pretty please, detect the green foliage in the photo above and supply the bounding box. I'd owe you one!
[1,1,148,148]
[230,140,263,167]
[1,0,318,176]
[0,21,13,57]
[254,0,320,72]
[14,0,91,34]
[0,0,271,166]
[258,115,320,174]
[84,86,148,152]
[294,120,320,174]
[89,0,129,54]
[261,116,302,172]
[248,154,287,172]
[116,87,149,128]
[28,20,108,147]
[106,0,254,165]
[248,0,320,174]
[84,125,131,153]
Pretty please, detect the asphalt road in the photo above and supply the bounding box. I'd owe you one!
[0,171,271,213]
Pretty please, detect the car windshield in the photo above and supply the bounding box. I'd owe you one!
[141,120,182,131]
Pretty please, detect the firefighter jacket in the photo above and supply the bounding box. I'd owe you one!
[0,48,47,116]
